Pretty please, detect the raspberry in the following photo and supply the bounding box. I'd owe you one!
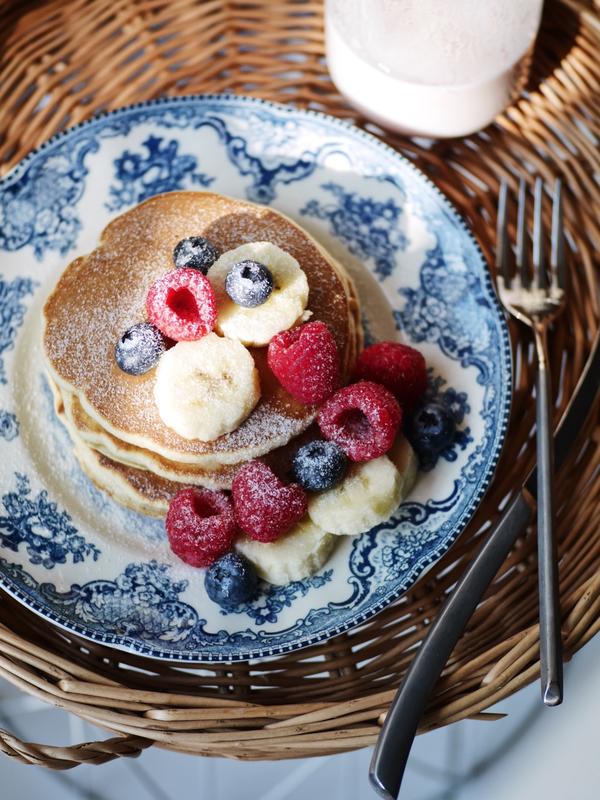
[267,321,339,405]
[146,268,216,341]
[318,380,402,462]
[353,342,427,410]
[232,461,307,542]
[165,487,237,567]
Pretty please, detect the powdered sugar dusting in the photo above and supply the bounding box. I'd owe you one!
[43,192,355,461]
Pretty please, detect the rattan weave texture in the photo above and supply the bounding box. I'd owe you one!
[0,0,598,768]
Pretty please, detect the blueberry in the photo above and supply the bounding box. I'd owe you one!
[205,553,259,610]
[225,260,273,308]
[115,322,166,375]
[292,439,348,492]
[406,402,456,465]
[173,236,219,273]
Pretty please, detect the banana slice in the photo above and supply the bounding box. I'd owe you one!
[388,434,419,498]
[307,436,418,536]
[208,242,309,346]
[153,334,260,441]
[235,517,336,585]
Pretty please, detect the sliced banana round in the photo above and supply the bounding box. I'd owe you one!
[307,436,418,536]
[208,242,309,346]
[153,333,260,441]
[235,517,336,585]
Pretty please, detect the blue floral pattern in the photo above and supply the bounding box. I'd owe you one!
[237,571,333,626]
[0,96,511,661]
[43,561,195,641]
[0,410,19,441]
[196,114,322,205]
[0,474,100,569]
[83,104,331,205]
[395,244,493,366]
[348,485,463,590]
[0,105,336,258]
[106,135,214,211]
[0,139,98,259]
[0,559,335,648]
[301,182,408,278]
[0,275,36,384]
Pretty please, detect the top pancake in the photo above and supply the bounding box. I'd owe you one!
[43,192,360,465]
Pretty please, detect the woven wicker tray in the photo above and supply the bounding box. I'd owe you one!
[0,0,598,769]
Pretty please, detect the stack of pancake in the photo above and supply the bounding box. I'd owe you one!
[43,192,362,517]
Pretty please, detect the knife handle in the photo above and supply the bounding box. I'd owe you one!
[369,494,534,800]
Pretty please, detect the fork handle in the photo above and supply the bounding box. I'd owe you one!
[534,322,563,706]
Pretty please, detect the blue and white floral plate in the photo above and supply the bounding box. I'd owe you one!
[0,96,511,662]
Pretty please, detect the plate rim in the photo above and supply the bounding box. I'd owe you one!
[0,93,512,662]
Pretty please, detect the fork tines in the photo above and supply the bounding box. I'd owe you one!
[495,176,565,293]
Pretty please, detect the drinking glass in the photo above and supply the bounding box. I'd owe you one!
[325,0,544,138]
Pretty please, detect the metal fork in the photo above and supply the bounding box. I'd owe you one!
[495,175,566,706]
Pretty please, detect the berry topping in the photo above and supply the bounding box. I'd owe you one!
[114,322,166,375]
[225,260,274,308]
[406,402,456,469]
[267,321,340,405]
[165,487,237,567]
[318,380,402,462]
[292,439,348,492]
[204,552,259,610]
[232,461,307,543]
[146,268,216,341]
[173,236,219,273]
[353,341,427,410]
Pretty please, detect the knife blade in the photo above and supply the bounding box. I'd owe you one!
[369,329,600,800]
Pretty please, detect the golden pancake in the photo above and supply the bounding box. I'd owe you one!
[53,375,320,489]
[48,374,175,516]
[73,438,177,518]
[51,373,416,526]
[52,376,319,518]
[43,192,361,466]
[59,380,239,488]
[50,259,360,484]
